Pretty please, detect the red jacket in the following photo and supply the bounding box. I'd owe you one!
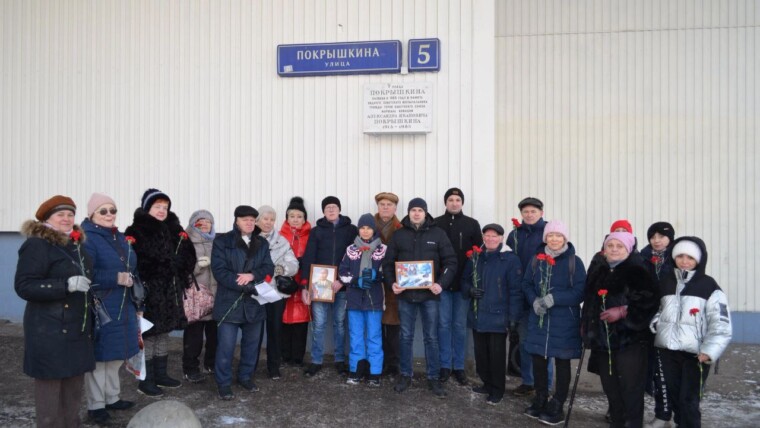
[280,220,312,324]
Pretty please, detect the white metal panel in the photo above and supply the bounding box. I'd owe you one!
[496,1,759,311]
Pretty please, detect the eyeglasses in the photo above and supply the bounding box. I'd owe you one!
[97,208,118,216]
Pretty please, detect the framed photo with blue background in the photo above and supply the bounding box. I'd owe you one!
[395,261,434,289]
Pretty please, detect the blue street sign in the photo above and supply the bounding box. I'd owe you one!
[408,38,441,72]
[277,40,402,77]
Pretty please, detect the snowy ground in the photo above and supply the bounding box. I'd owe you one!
[0,321,757,427]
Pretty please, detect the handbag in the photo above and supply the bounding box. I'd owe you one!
[184,282,215,323]
[275,275,299,295]
[130,275,146,307]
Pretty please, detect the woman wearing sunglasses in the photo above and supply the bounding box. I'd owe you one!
[80,193,140,424]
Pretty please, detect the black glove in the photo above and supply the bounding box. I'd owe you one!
[242,282,259,296]
[468,287,485,299]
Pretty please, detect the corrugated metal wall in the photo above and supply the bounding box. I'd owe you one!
[0,0,496,231]
[496,0,759,311]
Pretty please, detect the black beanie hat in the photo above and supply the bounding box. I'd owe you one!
[321,196,341,212]
[141,188,171,211]
[444,187,465,204]
[407,197,428,213]
[234,205,259,218]
[647,222,675,242]
[286,196,308,221]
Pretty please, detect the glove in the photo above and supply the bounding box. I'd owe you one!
[649,320,657,334]
[357,268,376,290]
[468,287,485,299]
[542,293,555,308]
[67,276,91,293]
[242,282,259,296]
[117,272,133,287]
[274,265,285,276]
[600,306,628,323]
[533,298,547,316]
[197,256,211,268]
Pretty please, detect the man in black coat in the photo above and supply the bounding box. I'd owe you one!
[384,198,457,398]
[433,187,482,385]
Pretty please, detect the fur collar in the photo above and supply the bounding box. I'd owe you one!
[130,208,183,233]
[21,220,85,246]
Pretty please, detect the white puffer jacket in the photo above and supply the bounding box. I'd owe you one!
[261,229,299,297]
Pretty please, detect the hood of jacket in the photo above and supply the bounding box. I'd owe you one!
[671,236,709,277]
[21,220,85,246]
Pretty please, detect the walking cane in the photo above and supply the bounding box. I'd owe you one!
[563,346,586,428]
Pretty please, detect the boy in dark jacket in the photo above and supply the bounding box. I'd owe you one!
[301,196,358,377]
[434,187,482,385]
[384,198,457,398]
[339,213,387,387]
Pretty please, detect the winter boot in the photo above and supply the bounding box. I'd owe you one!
[137,359,164,397]
[538,398,565,426]
[524,392,548,419]
[356,359,370,381]
[428,379,447,398]
[153,355,181,388]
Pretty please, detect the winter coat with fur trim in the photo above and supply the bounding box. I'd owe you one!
[125,209,196,336]
[81,219,140,361]
[581,253,659,351]
[15,221,95,379]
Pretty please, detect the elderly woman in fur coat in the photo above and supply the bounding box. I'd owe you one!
[15,195,95,428]
[125,188,196,397]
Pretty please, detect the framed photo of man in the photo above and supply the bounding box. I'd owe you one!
[395,261,434,289]
[309,264,337,303]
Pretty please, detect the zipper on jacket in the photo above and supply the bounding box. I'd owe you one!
[497,277,502,299]
[459,232,462,250]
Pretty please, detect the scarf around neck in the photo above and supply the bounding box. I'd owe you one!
[354,235,381,271]
[375,214,400,244]
[544,243,568,259]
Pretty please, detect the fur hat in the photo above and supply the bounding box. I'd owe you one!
[87,193,116,218]
[543,220,569,243]
[286,196,308,220]
[672,239,702,264]
[407,197,428,213]
[518,197,543,211]
[647,222,675,241]
[374,192,399,205]
[321,196,341,212]
[234,205,258,218]
[36,195,76,221]
[357,213,377,234]
[141,188,171,211]
[605,232,635,254]
[444,187,464,204]
[610,219,633,234]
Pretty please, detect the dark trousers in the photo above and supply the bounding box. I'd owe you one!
[264,299,286,372]
[473,330,507,398]
[382,323,400,370]
[533,354,571,403]
[281,322,309,363]
[659,348,709,428]
[183,320,218,374]
[648,346,672,421]
[599,342,649,428]
[34,375,84,428]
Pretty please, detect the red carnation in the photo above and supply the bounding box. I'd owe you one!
[70,230,82,242]
[300,279,308,286]
[689,308,700,316]
[264,275,273,283]
[598,289,608,297]
[546,256,556,266]
[537,253,547,261]
[473,246,483,254]
[466,250,474,258]
[179,231,189,240]
[360,246,371,252]
[512,218,520,228]
[651,256,661,264]
[125,236,136,245]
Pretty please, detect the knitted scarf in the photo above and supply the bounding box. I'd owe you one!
[354,235,381,271]
[374,213,401,244]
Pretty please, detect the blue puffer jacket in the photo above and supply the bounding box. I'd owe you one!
[523,243,587,359]
[460,245,523,333]
[506,218,546,320]
[302,215,358,291]
[81,219,140,361]
[212,226,274,324]
[338,239,387,311]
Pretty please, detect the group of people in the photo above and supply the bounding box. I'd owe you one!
[14,188,732,428]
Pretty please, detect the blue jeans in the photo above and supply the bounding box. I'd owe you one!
[518,316,553,388]
[438,290,468,370]
[310,292,347,364]
[215,320,264,387]
[399,299,440,380]
[348,310,383,375]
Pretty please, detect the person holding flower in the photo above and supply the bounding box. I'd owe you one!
[80,193,139,424]
[15,195,95,428]
[581,231,659,428]
[521,221,587,425]
[125,188,197,396]
[339,213,387,386]
[650,237,732,428]
[460,223,523,405]
[211,205,275,400]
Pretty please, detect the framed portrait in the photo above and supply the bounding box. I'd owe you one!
[395,260,434,289]
[309,264,337,303]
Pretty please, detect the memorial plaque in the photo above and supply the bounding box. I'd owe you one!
[363,82,433,134]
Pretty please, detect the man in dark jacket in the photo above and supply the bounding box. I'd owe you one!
[434,187,482,385]
[301,196,358,377]
[384,198,457,398]
[505,196,550,396]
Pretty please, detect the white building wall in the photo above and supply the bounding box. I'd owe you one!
[0,0,497,231]
[496,0,759,312]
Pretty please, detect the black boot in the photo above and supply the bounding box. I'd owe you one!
[138,358,164,397]
[524,392,547,419]
[154,355,181,388]
[538,398,565,425]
